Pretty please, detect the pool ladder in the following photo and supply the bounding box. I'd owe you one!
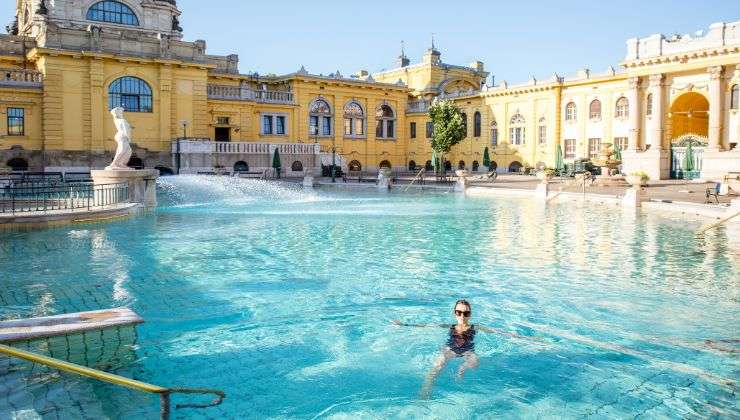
[0,344,225,419]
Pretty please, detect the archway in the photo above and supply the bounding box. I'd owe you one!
[155,166,174,176]
[472,161,479,172]
[6,157,28,171]
[509,161,523,173]
[425,160,433,171]
[233,161,249,172]
[348,160,362,172]
[291,161,303,172]
[127,156,144,169]
[489,161,498,172]
[670,92,709,140]
[458,160,466,170]
[408,160,417,171]
[379,160,392,169]
[444,160,452,171]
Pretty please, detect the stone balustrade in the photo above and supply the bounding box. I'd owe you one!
[407,100,431,114]
[625,20,740,61]
[0,68,43,88]
[175,140,319,155]
[207,84,294,104]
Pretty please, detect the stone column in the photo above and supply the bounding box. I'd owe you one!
[648,74,665,149]
[627,77,642,151]
[734,65,740,151]
[707,66,724,151]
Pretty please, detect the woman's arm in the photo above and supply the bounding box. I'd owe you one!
[392,320,447,328]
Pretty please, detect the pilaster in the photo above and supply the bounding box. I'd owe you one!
[627,77,641,150]
[707,65,723,151]
[89,59,105,150]
[648,74,665,150]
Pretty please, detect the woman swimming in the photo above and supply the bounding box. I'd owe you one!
[393,299,524,399]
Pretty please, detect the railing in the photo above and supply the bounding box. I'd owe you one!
[407,99,431,114]
[207,84,294,104]
[176,140,320,155]
[0,171,92,183]
[0,182,129,214]
[0,344,224,420]
[0,68,43,88]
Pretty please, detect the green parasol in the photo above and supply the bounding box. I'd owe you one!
[555,144,565,172]
[682,142,694,179]
[272,148,282,178]
[483,147,491,168]
[432,150,439,173]
[614,144,622,162]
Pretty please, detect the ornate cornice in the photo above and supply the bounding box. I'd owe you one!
[628,77,641,89]
[708,65,723,80]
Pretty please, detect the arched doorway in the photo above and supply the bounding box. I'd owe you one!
[425,160,433,171]
[348,160,362,172]
[6,157,28,171]
[472,161,479,172]
[669,93,709,179]
[489,161,498,172]
[458,160,466,170]
[509,161,523,173]
[379,160,391,169]
[233,161,249,172]
[291,161,303,172]
[408,160,417,171]
[444,160,452,171]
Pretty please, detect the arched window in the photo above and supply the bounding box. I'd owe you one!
[291,161,303,172]
[538,118,547,145]
[646,93,654,116]
[348,160,362,172]
[87,1,139,26]
[731,85,740,110]
[408,160,417,171]
[615,97,629,118]
[375,104,395,139]
[379,160,392,169]
[108,77,152,112]
[491,120,498,147]
[473,111,482,137]
[589,99,601,119]
[509,114,526,145]
[565,102,577,121]
[309,98,332,136]
[461,113,468,137]
[343,101,364,137]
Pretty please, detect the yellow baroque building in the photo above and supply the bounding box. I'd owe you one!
[1,0,739,180]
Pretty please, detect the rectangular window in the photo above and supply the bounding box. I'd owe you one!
[262,115,273,135]
[588,138,601,158]
[614,137,628,151]
[538,125,547,145]
[376,120,383,138]
[354,119,364,136]
[321,116,331,136]
[344,119,353,136]
[217,117,230,125]
[426,122,433,138]
[387,120,394,138]
[7,108,24,136]
[491,128,498,147]
[276,116,285,135]
[410,122,416,139]
[564,139,576,159]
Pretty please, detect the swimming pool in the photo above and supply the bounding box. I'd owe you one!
[1,175,738,418]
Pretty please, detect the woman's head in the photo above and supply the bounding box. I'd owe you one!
[454,299,472,321]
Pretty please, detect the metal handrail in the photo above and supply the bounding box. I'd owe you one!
[0,344,225,419]
[0,182,129,214]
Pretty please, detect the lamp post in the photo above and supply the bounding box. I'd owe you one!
[312,126,319,177]
[180,120,189,139]
[331,133,336,183]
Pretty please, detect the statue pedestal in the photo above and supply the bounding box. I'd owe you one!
[454,170,469,192]
[377,168,392,191]
[91,169,159,208]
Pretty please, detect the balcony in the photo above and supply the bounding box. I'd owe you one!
[207,84,294,104]
[174,140,319,155]
[406,99,431,114]
[0,69,43,88]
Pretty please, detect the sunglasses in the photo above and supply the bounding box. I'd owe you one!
[455,310,471,317]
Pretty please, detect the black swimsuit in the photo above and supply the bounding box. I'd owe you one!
[447,324,476,355]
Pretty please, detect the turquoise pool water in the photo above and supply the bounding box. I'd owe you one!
[1,175,738,419]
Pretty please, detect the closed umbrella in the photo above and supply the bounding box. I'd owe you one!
[272,148,282,179]
[682,142,694,179]
[483,147,491,169]
[432,150,439,174]
[614,144,622,162]
[555,144,565,172]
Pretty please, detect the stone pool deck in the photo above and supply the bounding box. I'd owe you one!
[0,203,141,230]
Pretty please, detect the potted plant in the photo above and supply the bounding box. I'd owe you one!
[626,171,649,187]
[537,168,556,183]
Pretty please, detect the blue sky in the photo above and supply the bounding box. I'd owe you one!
[6,0,740,83]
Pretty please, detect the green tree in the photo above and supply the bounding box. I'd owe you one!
[429,99,465,172]
[482,146,491,167]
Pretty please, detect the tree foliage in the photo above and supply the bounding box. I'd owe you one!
[429,99,465,154]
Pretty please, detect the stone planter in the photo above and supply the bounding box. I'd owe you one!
[625,175,647,187]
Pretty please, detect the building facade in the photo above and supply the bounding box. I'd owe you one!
[1,0,739,180]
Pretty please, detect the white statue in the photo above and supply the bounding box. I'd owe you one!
[106,107,133,170]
